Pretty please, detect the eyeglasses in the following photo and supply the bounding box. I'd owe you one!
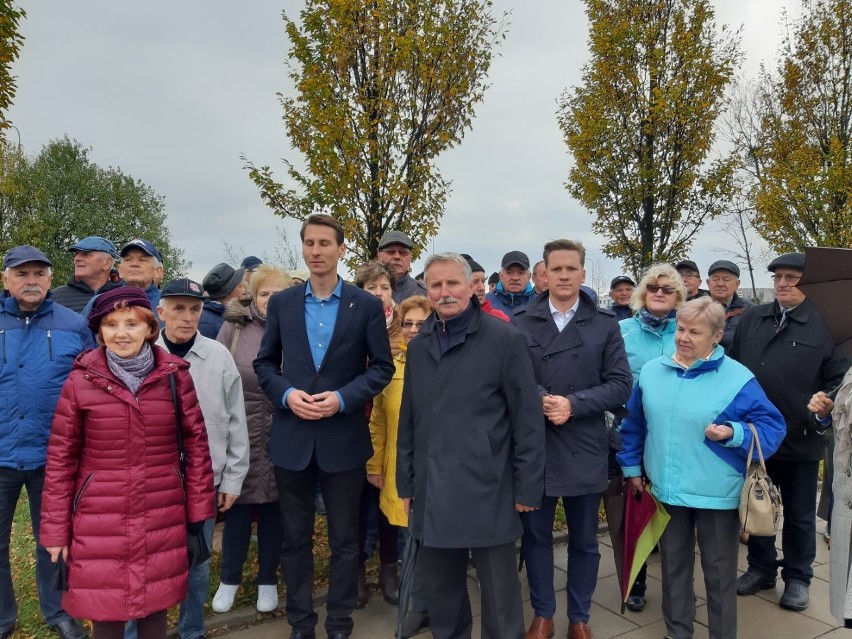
[771,274,801,284]
[379,248,410,257]
[680,272,700,280]
[647,284,676,295]
[402,320,426,329]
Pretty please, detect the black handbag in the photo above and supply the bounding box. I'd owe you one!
[169,374,211,568]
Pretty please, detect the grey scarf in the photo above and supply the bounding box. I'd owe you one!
[106,342,155,396]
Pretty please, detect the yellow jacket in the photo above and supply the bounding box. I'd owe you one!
[367,351,407,526]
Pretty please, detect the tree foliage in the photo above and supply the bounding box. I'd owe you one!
[245,0,507,269]
[0,136,190,284]
[733,0,852,251]
[559,0,741,277]
[0,2,25,136]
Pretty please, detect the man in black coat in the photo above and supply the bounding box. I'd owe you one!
[512,239,633,639]
[729,252,850,612]
[396,252,544,639]
[254,214,394,639]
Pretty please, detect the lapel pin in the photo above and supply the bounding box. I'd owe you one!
[349,302,354,308]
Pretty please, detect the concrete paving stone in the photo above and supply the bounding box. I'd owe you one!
[592,573,665,625]
[611,617,709,639]
[697,587,836,639]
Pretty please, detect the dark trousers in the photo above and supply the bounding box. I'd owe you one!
[93,610,167,639]
[659,505,739,639]
[420,542,524,639]
[358,482,399,565]
[220,502,284,586]
[521,493,601,623]
[0,467,70,631]
[746,457,819,585]
[275,461,364,635]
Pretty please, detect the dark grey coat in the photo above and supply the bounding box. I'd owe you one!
[396,299,544,549]
[512,291,633,497]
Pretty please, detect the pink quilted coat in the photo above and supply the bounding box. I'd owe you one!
[40,346,215,621]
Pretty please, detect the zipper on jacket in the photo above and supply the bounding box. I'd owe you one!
[173,466,186,501]
[0,330,5,364]
[72,472,95,513]
[46,330,53,360]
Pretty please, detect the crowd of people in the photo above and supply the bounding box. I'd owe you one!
[0,216,850,639]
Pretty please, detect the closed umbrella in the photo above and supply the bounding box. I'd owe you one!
[620,488,670,613]
[397,512,420,639]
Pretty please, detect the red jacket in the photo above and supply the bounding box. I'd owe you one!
[40,346,215,621]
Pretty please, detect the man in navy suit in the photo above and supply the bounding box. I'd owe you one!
[254,214,394,639]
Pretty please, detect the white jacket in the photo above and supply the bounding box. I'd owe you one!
[156,332,249,496]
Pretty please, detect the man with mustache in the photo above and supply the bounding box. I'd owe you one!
[0,246,94,639]
[397,252,544,639]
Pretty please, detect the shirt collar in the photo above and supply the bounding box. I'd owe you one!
[548,295,580,318]
[305,277,343,300]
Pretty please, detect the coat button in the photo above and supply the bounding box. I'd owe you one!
[107,386,112,391]
[572,353,579,359]
[544,355,549,360]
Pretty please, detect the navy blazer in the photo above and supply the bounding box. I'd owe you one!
[513,290,633,496]
[253,281,395,473]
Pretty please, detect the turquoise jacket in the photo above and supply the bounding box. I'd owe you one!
[617,346,786,510]
[619,315,676,385]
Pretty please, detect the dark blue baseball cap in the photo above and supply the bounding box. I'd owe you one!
[120,238,162,262]
[68,236,118,258]
[3,245,52,269]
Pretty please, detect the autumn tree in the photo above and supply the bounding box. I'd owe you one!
[0,137,190,283]
[560,0,741,277]
[245,0,506,269]
[733,0,852,250]
[0,3,25,137]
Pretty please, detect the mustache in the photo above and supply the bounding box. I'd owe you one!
[437,296,460,305]
[21,286,44,295]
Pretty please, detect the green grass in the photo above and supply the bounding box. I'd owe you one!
[9,494,334,638]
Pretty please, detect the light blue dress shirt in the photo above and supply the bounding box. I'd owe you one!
[282,278,346,411]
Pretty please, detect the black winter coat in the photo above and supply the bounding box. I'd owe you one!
[728,299,850,461]
[396,299,544,548]
[513,292,633,496]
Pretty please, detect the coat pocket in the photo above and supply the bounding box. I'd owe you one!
[72,472,94,514]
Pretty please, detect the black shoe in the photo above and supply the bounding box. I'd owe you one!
[626,594,646,611]
[51,619,88,639]
[736,570,776,596]
[328,634,350,639]
[397,609,430,638]
[779,579,809,611]
[288,631,316,639]
[379,562,400,605]
[355,565,368,609]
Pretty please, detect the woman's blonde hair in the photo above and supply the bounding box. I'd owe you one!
[398,295,431,322]
[630,263,688,312]
[676,296,725,336]
[250,264,292,300]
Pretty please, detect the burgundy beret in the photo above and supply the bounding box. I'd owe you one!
[88,287,152,334]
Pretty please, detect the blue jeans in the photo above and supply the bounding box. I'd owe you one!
[0,467,72,631]
[177,517,215,639]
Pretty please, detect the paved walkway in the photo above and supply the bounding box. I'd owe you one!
[208,522,845,639]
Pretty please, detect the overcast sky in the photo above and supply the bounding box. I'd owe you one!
[9,0,793,289]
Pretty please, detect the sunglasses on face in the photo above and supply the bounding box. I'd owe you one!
[647,284,676,295]
[402,320,426,329]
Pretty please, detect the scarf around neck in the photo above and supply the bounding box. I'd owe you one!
[638,307,670,330]
[106,341,155,396]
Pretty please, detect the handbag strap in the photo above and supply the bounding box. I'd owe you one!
[745,422,767,473]
[168,373,187,475]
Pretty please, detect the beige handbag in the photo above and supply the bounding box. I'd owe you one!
[739,423,783,536]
